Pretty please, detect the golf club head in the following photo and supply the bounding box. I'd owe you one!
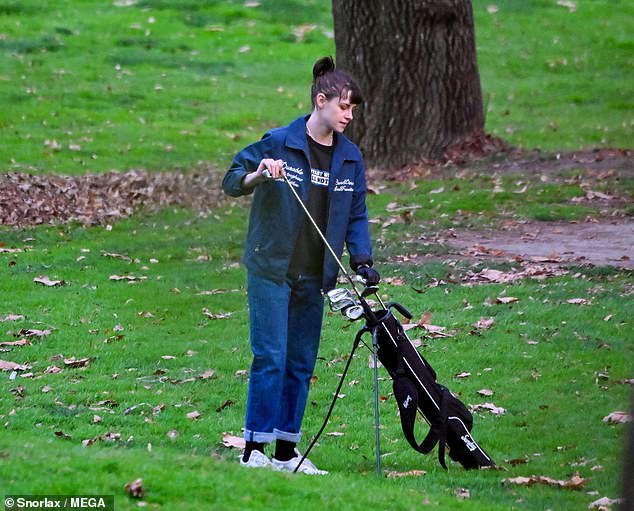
[361,285,379,298]
[326,288,356,312]
[343,304,364,321]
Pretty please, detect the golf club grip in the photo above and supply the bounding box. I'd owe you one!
[387,301,413,320]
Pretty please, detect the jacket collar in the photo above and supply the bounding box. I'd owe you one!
[285,116,361,166]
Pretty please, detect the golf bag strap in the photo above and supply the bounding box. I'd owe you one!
[393,376,451,470]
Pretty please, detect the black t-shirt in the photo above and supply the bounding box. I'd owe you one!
[287,136,334,277]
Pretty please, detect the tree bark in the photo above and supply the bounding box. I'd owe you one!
[333,0,485,169]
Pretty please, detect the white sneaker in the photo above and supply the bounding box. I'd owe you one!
[240,449,274,469]
[272,449,328,475]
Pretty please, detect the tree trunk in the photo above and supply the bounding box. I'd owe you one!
[333,0,485,169]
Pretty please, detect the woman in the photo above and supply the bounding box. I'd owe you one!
[222,56,379,475]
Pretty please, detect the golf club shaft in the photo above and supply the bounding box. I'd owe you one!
[278,172,365,302]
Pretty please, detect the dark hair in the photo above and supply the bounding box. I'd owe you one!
[311,56,363,109]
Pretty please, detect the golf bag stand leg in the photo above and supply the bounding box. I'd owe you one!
[372,327,381,476]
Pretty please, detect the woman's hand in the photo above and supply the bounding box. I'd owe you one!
[242,158,285,190]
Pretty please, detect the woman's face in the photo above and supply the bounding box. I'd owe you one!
[316,90,358,133]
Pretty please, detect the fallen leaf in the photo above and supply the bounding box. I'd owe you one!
[463,265,568,285]
[124,478,145,498]
[33,276,65,287]
[18,328,52,338]
[83,432,121,446]
[473,317,495,330]
[0,360,31,371]
[104,334,124,343]
[0,339,31,347]
[602,411,632,424]
[556,1,577,13]
[109,275,147,282]
[477,389,494,397]
[196,289,240,296]
[63,357,92,368]
[507,457,529,466]
[454,488,470,499]
[199,369,216,380]
[384,276,406,286]
[421,323,454,338]
[496,297,519,304]
[588,496,623,510]
[503,472,586,489]
[292,23,317,42]
[186,411,201,420]
[566,298,591,305]
[216,400,234,413]
[101,251,132,262]
[470,402,506,415]
[385,469,427,478]
[202,308,232,320]
[455,371,471,378]
[418,312,432,325]
[326,431,345,437]
[0,314,25,322]
[222,433,245,450]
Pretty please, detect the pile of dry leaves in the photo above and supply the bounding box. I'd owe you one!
[0,169,227,227]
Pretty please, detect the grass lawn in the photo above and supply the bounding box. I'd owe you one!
[0,0,632,174]
[1,194,632,510]
[1,1,633,510]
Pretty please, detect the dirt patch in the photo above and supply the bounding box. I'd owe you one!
[446,219,634,269]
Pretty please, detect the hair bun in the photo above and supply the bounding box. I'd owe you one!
[313,56,335,80]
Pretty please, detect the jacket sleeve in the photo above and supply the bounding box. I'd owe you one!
[222,133,272,197]
[346,159,374,270]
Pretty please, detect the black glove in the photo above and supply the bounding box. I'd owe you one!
[356,265,380,286]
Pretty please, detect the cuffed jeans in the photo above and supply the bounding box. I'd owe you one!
[244,272,324,444]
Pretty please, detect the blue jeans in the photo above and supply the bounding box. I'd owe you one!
[244,272,324,444]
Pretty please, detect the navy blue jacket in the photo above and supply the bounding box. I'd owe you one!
[222,115,373,291]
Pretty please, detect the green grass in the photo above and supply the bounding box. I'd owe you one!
[0,0,333,174]
[1,1,633,509]
[0,0,632,175]
[1,205,632,510]
[473,0,634,151]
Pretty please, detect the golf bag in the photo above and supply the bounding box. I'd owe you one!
[270,169,494,473]
[357,302,495,470]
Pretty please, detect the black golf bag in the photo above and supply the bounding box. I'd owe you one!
[275,168,494,473]
[356,302,495,470]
